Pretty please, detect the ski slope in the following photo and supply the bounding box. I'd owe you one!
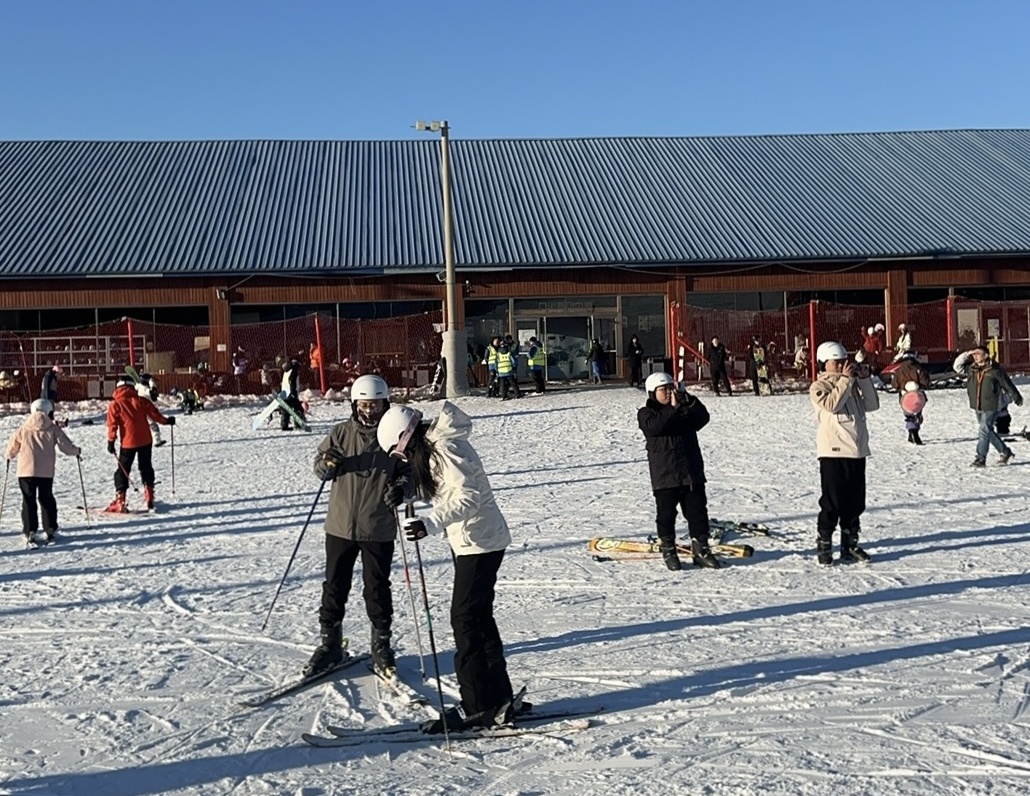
[1,379,1029,795]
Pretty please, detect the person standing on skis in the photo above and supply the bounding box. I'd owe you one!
[638,372,720,572]
[135,372,165,447]
[105,374,174,512]
[305,374,409,680]
[378,401,518,733]
[5,398,81,546]
[810,341,879,565]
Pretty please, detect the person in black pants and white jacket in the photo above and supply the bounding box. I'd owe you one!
[638,372,720,572]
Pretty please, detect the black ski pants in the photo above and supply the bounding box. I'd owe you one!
[19,476,57,535]
[817,457,866,540]
[451,550,513,716]
[531,368,545,393]
[116,445,154,492]
[319,535,394,632]
[653,483,710,546]
[280,394,305,430]
[711,366,732,395]
[628,359,643,387]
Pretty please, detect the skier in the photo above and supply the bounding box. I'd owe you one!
[895,323,913,360]
[861,324,885,373]
[745,336,767,395]
[708,336,732,396]
[135,372,165,447]
[232,347,248,393]
[306,374,409,680]
[588,338,605,384]
[40,365,61,417]
[526,336,546,394]
[5,399,81,546]
[626,334,645,388]
[638,372,720,571]
[377,402,518,733]
[810,341,880,565]
[889,351,930,444]
[279,358,306,431]
[105,374,175,512]
[953,345,1023,467]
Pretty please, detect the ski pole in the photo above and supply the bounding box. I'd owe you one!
[0,459,9,531]
[408,499,451,750]
[76,456,90,528]
[261,472,331,632]
[170,424,176,497]
[110,452,139,492]
[395,504,426,678]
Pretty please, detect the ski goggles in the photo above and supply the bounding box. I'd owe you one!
[390,408,424,461]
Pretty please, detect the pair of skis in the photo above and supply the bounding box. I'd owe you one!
[588,520,773,563]
[250,391,311,432]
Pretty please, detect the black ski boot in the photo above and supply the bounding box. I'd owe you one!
[817,537,833,566]
[659,542,682,571]
[907,430,915,444]
[690,538,721,569]
[841,530,870,563]
[912,430,923,445]
[303,621,344,677]
[370,627,396,677]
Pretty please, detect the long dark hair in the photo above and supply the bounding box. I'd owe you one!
[407,422,439,500]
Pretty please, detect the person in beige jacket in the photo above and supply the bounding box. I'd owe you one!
[809,341,880,566]
[5,398,81,546]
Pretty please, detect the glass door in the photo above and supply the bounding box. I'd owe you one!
[544,316,591,380]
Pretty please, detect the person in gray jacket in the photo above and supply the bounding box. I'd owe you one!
[304,374,409,678]
[954,345,1023,467]
[378,401,517,733]
[810,341,880,566]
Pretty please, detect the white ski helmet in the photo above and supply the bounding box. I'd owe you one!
[875,323,885,332]
[866,326,875,336]
[30,398,53,415]
[376,404,424,459]
[350,374,390,426]
[815,341,848,363]
[644,371,675,396]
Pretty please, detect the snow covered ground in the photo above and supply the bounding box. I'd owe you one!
[1,378,1029,795]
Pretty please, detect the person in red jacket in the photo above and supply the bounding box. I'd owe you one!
[860,323,886,373]
[105,375,174,512]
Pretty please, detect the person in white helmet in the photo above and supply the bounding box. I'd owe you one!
[40,364,62,418]
[895,324,913,360]
[889,351,930,444]
[378,401,517,734]
[5,399,81,547]
[810,341,880,565]
[638,372,720,571]
[304,374,410,680]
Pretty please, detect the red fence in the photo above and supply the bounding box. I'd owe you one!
[0,311,443,403]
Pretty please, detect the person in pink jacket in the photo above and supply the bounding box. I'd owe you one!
[5,399,81,546]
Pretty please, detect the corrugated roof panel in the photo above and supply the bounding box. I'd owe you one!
[2,131,1030,278]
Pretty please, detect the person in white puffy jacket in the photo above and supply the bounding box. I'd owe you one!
[377,401,515,734]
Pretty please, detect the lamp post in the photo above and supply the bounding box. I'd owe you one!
[415,120,468,397]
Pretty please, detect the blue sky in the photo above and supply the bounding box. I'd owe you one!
[2,0,1027,141]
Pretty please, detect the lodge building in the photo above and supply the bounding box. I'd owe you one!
[1,130,1029,388]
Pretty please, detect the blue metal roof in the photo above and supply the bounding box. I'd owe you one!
[2,130,1030,278]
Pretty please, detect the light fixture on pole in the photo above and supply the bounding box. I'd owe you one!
[415,119,468,397]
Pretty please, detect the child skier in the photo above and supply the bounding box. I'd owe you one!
[810,341,880,565]
[106,375,175,512]
[638,372,720,571]
[5,399,81,546]
[136,372,165,447]
[889,351,930,445]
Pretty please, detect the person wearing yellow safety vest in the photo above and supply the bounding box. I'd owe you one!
[482,336,502,398]
[496,341,520,400]
[526,336,545,394]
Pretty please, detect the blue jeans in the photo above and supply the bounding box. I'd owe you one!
[976,410,1007,460]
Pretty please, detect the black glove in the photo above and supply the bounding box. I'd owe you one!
[167,416,176,426]
[384,483,405,508]
[402,517,428,542]
[107,440,116,455]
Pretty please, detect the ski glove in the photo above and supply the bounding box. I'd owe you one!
[384,482,405,508]
[402,517,428,542]
[107,440,116,455]
[167,416,176,426]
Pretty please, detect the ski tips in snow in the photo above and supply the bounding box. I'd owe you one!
[237,652,369,709]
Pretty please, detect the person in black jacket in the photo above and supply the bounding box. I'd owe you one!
[626,335,645,387]
[280,358,306,430]
[638,372,720,572]
[708,336,732,396]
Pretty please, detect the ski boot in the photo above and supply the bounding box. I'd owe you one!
[370,627,396,678]
[911,430,923,445]
[840,530,870,564]
[690,538,720,569]
[816,537,833,566]
[105,491,128,513]
[23,531,38,548]
[420,706,468,735]
[43,526,57,544]
[658,542,682,571]
[144,484,155,510]
[303,622,344,678]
